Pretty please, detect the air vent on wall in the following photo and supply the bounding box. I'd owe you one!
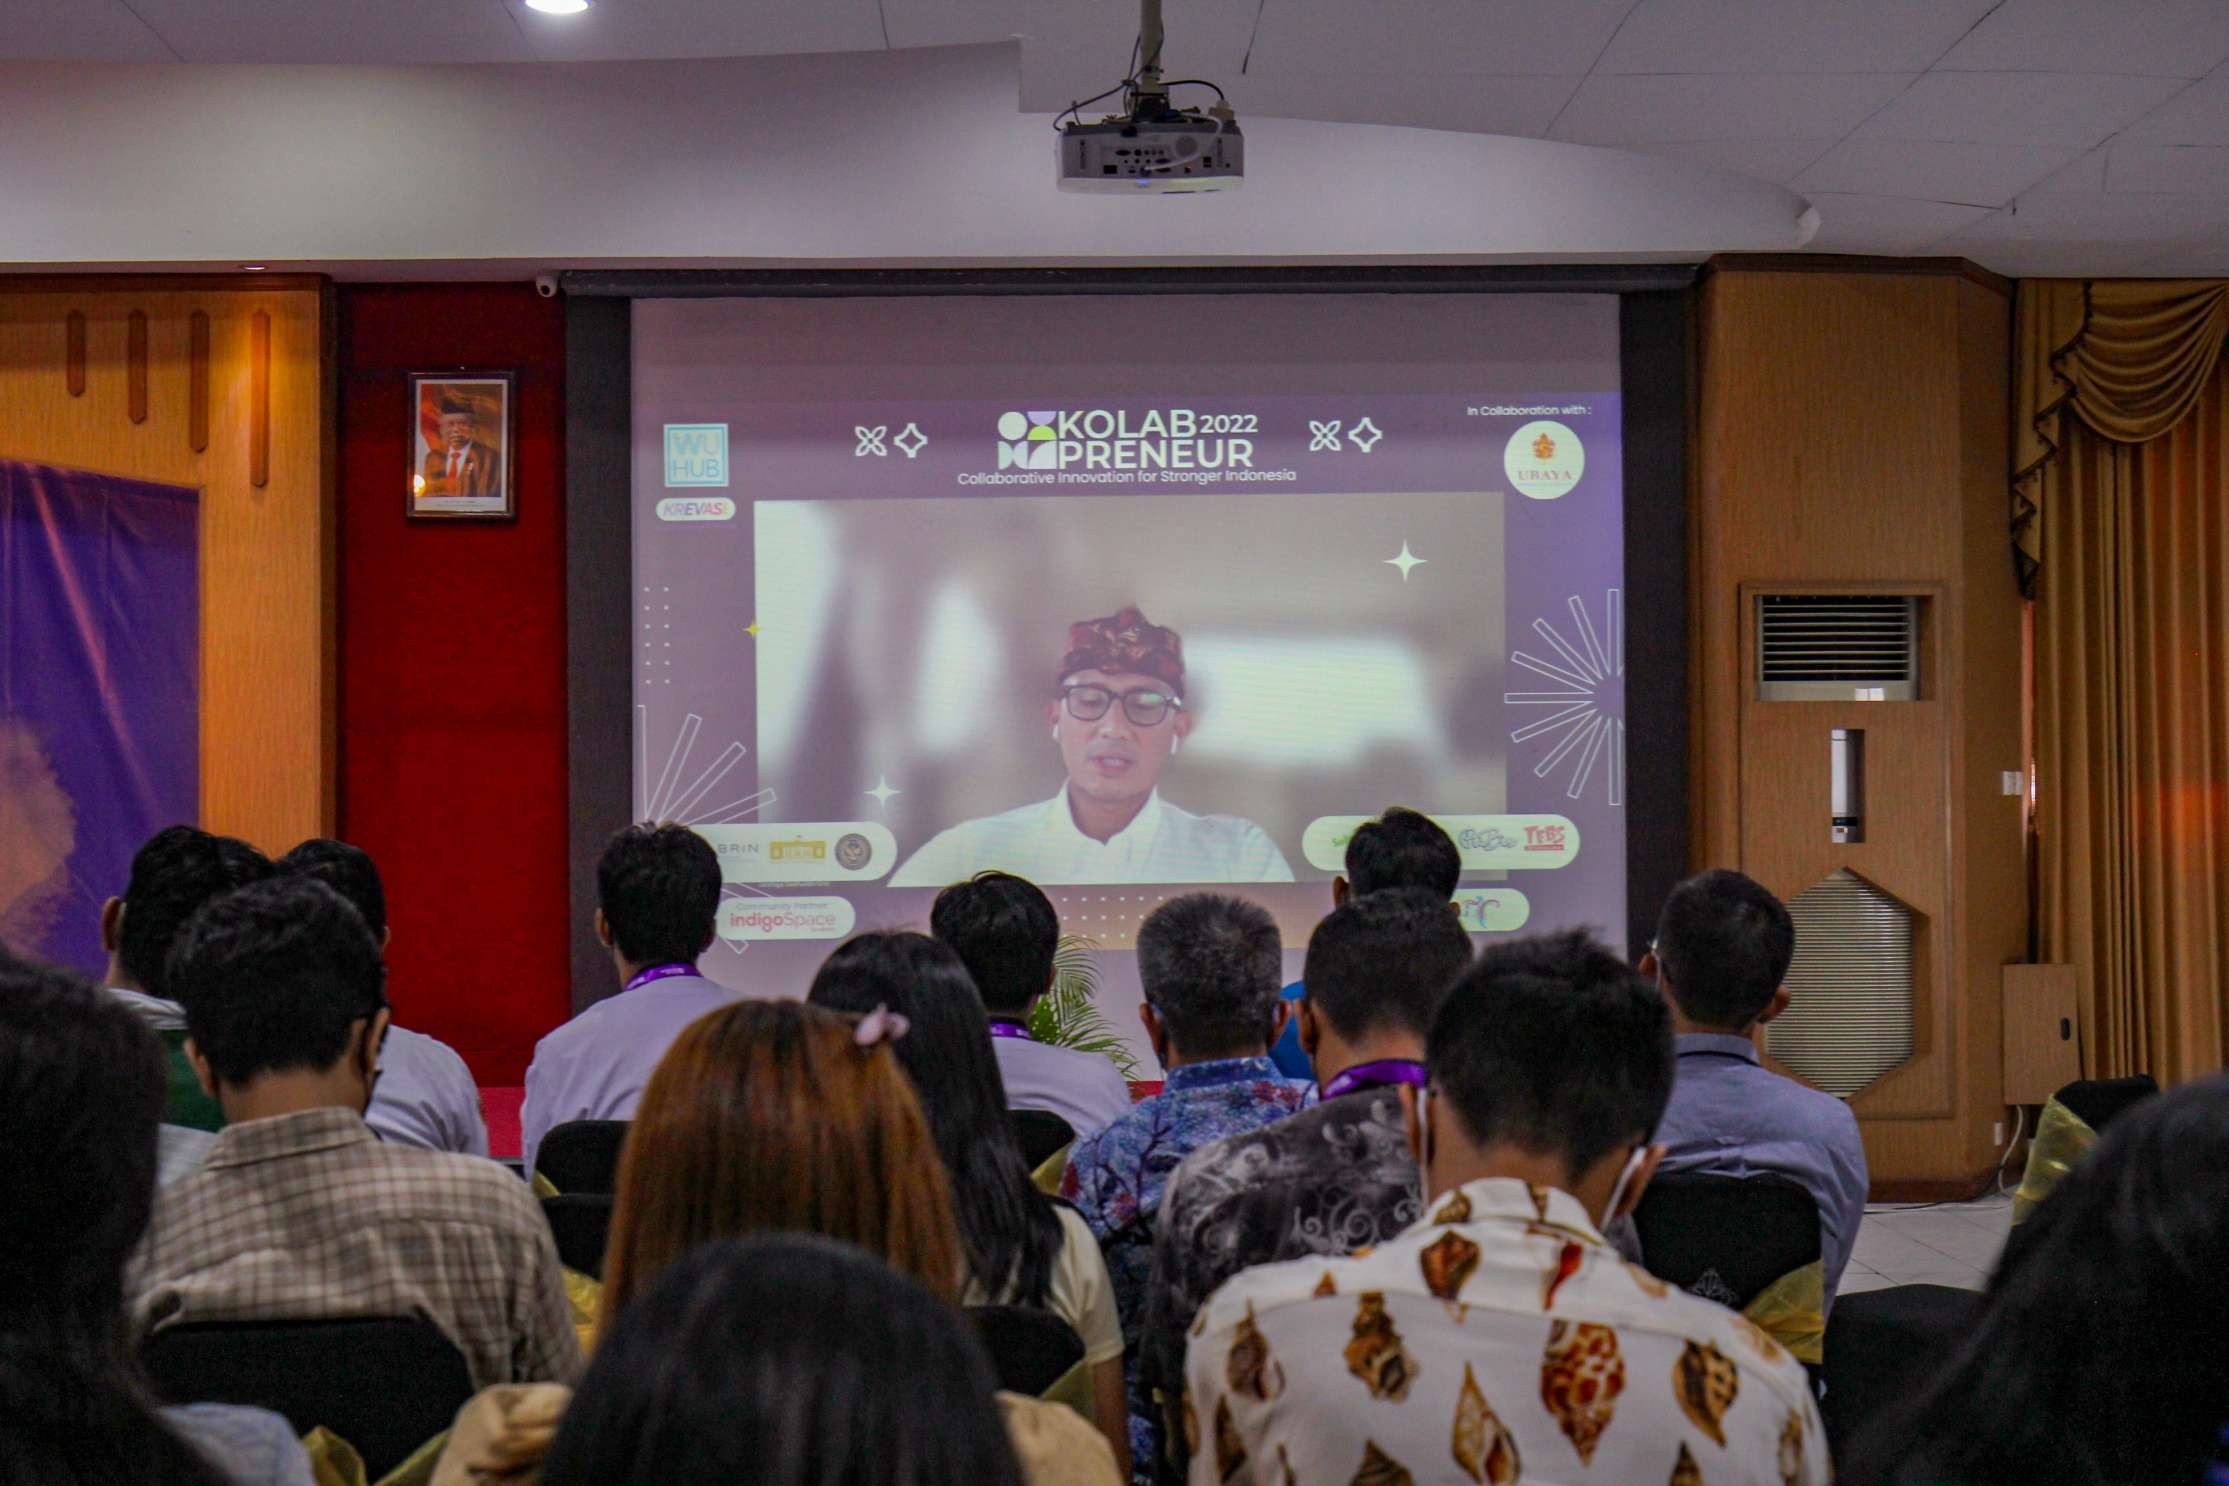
[1757,594,1919,700]
[1765,868,1914,1099]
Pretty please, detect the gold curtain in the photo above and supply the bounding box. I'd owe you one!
[2018,279,2229,1081]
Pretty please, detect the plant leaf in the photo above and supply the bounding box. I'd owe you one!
[1028,934,1141,1079]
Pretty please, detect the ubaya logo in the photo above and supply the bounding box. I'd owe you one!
[994,408,1255,472]
[664,423,730,487]
[1504,419,1584,500]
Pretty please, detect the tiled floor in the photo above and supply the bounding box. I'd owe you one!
[1842,1190,2011,1293]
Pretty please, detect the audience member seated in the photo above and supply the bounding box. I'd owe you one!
[132,876,581,1392]
[1139,887,1471,1480]
[520,821,730,1176]
[1270,807,1459,1078]
[1643,869,1867,1310]
[0,953,314,1486]
[541,1236,1032,1486]
[100,824,274,1132]
[809,931,1130,1469]
[1060,892,1306,1476]
[278,838,488,1156]
[933,870,1132,1137]
[1189,929,1827,1486]
[1842,1072,2229,1486]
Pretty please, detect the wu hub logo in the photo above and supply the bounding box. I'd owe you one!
[997,410,1061,469]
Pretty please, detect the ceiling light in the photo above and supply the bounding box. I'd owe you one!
[239,264,268,271]
[524,0,592,13]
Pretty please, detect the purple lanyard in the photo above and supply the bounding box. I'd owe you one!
[1322,1058,1429,1102]
[987,1019,1035,1042]
[624,962,697,993]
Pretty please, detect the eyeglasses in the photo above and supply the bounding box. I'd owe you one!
[1059,683,1183,728]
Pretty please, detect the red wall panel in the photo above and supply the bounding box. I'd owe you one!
[337,285,567,1083]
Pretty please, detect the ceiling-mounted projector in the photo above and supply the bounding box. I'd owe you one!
[1056,0,1241,193]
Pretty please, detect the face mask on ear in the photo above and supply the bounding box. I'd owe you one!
[1600,1144,1648,1228]
[1415,1085,1435,1187]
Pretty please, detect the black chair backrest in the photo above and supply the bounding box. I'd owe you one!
[968,1305,1086,1397]
[2051,1075,2159,1134]
[142,1316,474,1478]
[543,1192,616,1279]
[535,1119,631,1194]
[1820,1282,1986,1465]
[1632,1172,1822,1311]
[1011,1109,1078,1171]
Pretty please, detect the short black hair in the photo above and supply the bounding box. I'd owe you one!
[116,825,274,1001]
[1304,886,1472,1043]
[1136,893,1282,1060]
[1345,806,1461,899]
[279,838,387,941]
[167,877,388,1087]
[929,872,1060,1017]
[1653,870,1796,1030]
[1427,928,1673,1178]
[597,823,721,968]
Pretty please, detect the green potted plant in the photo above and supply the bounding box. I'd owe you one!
[1027,935,1140,1080]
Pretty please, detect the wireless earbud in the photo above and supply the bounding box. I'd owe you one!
[1170,735,1181,756]
[1052,725,1061,740]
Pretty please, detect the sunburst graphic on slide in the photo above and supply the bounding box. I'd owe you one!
[1504,589,1625,806]
[637,707,779,956]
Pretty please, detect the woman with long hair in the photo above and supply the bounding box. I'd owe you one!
[544,1234,1023,1486]
[809,932,1129,1470]
[0,954,310,1486]
[1842,1072,2229,1486]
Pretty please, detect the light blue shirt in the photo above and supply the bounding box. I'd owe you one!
[166,1402,316,1486]
[368,1024,489,1158]
[520,971,741,1177]
[1654,1032,1869,1310]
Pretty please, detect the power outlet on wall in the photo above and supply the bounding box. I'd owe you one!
[1993,1120,2006,1147]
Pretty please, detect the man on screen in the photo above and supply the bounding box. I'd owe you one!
[890,606,1293,886]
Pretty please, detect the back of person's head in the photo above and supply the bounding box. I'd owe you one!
[166,876,387,1089]
[115,824,273,1000]
[0,956,228,1486]
[602,998,963,1325]
[543,1235,1022,1486]
[278,838,388,941]
[1844,1073,2229,1486]
[1343,806,1461,900]
[1136,893,1283,1060]
[1652,869,1796,1030]
[929,872,1060,1018]
[595,822,721,968]
[807,932,1061,1306]
[1304,886,1473,1044]
[1427,929,1674,1180]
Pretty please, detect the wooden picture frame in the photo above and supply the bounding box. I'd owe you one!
[408,371,516,520]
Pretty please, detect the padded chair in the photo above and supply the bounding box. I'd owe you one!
[543,1192,616,1279]
[1011,1109,1078,1173]
[968,1305,1086,1398]
[2052,1074,2159,1134]
[533,1119,630,1194]
[1820,1282,1986,1466]
[142,1317,474,1479]
[1632,1172,1822,1311]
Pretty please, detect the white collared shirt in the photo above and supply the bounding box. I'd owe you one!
[888,788,1294,887]
[994,1034,1134,1139]
[1188,1176,1828,1486]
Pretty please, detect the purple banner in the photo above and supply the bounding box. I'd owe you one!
[0,460,199,976]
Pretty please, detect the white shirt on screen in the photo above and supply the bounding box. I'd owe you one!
[888,788,1295,887]
[368,1023,490,1158]
[994,1033,1134,1140]
[518,970,738,1178]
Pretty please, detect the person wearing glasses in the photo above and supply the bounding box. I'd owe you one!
[889,606,1293,886]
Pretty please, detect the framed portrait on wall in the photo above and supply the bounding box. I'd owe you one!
[408,371,515,519]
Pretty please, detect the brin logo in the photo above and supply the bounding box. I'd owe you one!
[997,411,1062,469]
[1503,419,1584,500]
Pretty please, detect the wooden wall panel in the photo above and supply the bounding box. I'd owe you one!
[0,276,335,855]
[1695,261,2022,1192]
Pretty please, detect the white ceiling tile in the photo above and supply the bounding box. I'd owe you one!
[2023,148,2111,193]
[2136,240,2229,273]
[0,0,178,60]
[1947,189,2229,242]
[894,0,1258,69]
[1800,192,1997,250]
[123,0,529,63]
[2119,69,2229,142]
[2108,144,2229,194]
[1955,238,2212,276]
[505,0,884,63]
[1633,137,1838,182]
[1548,72,1912,144]
[1207,73,1581,137]
[1245,0,1636,77]
[1598,0,1998,74]
[1935,0,2229,78]
[1794,137,2082,206]
[1856,71,2186,148]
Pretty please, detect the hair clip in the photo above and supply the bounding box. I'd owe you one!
[853,1004,911,1047]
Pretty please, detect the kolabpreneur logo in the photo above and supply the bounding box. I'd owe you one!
[997,410,1061,470]
[990,407,1256,473]
[1503,419,1584,500]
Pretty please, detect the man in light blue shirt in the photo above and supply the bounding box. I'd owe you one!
[1643,869,1869,1310]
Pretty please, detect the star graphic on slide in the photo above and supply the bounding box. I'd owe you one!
[1385,540,1427,581]
[1349,416,1384,452]
[745,621,760,638]
[865,776,902,809]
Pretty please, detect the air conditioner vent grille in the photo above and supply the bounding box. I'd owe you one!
[1765,868,1914,1099]
[1757,595,1919,699]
